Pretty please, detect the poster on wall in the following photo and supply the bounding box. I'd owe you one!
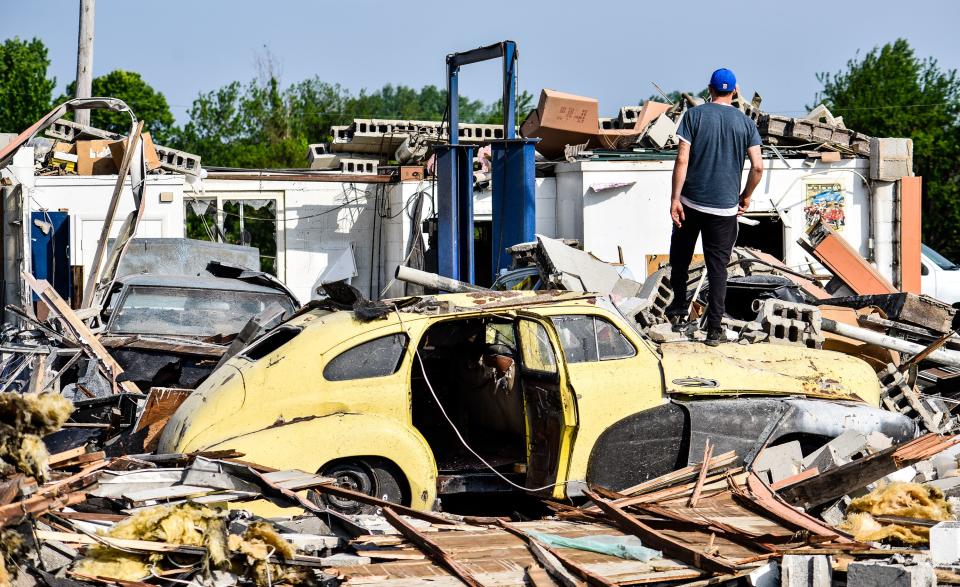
[803,181,845,231]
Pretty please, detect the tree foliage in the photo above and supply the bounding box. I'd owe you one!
[815,39,960,257]
[61,70,176,142]
[0,37,56,133]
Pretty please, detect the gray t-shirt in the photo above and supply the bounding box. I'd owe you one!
[676,103,762,210]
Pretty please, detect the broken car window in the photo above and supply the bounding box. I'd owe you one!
[109,286,296,338]
[551,315,636,363]
[323,333,409,381]
[518,320,558,374]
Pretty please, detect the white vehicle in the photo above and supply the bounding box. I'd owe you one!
[921,244,960,306]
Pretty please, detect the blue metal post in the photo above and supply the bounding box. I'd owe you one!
[438,41,520,283]
[435,145,460,280]
[456,146,475,282]
[491,140,537,277]
[502,41,517,139]
[447,59,459,146]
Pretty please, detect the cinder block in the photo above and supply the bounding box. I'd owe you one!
[802,430,869,472]
[754,299,823,349]
[338,154,380,175]
[154,144,201,176]
[925,477,960,498]
[932,521,960,564]
[749,562,780,587]
[870,137,913,181]
[753,441,802,484]
[847,560,934,587]
[780,555,831,587]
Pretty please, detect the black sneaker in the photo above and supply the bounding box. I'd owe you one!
[704,327,725,346]
[668,315,688,333]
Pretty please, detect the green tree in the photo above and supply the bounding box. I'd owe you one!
[480,90,535,124]
[61,70,176,142]
[815,39,960,257]
[0,37,56,133]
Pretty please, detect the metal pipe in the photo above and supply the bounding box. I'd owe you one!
[395,265,487,293]
[821,318,960,368]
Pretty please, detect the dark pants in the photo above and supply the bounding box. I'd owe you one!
[665,204,738,330]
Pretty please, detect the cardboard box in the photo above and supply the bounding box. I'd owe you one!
[109,132,162,172]
[399,166,425,182]
[521,89,601,159]
[77,139,119,175]
[50,142,78,173]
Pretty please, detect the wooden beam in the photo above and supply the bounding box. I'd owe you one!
[82,121,143,308]
[688,440,713,508]
[310,482,455,527]
[499,520,614,587]
[382,507,483,587]
[22,272,139,394]
[583,490,738,575]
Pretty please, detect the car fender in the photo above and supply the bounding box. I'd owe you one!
[200,412,438,511]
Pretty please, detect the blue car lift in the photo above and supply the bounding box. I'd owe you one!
[435,40,537,283]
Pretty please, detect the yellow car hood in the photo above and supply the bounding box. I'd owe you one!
[660,342,880,405]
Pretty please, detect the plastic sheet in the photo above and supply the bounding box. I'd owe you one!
[528,531,661,561]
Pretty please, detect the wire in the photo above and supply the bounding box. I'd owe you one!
[393,307,573,493]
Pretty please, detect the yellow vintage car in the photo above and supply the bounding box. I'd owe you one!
[159,291,915,512]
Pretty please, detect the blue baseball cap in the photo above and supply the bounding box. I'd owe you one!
[709,68,736,92]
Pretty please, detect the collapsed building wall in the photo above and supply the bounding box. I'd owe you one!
[553,157,916,289]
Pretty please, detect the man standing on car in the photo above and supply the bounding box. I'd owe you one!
[665,68,763,346]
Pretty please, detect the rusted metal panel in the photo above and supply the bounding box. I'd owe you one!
[900,176,923,293]
[802,220,897,295]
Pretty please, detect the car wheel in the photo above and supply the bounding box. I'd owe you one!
[312,458,405,515]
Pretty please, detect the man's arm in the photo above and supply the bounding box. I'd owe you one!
[739,145,763,214]
[671,141,690,227]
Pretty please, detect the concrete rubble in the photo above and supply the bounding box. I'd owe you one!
[0,69,951,587]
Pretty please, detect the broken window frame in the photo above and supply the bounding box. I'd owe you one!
[184,192,286,278]
[550,314,636,364]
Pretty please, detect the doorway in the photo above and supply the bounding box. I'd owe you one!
[736,214,785,261]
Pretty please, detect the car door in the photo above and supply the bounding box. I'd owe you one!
[546,312,665,488]
[515,313,578,497]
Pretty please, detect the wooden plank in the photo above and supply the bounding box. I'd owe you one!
[82,122,143,308]
[688,440,713,508]
[499,519,614,587]
[36,529,206,555]
[583,491,737,575]
[48,446,88,467]
[51,451,106,469]
[774,435,960,510]
[310,482,456,527]
[736,473,849,542]
[134,387,192,451]
[382,507,484,587]
[620,451,737,497]
[22,272,139,394]
[525,565,561,587]
[769,467,819,491]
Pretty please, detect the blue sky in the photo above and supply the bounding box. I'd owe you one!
[4,0,959,124]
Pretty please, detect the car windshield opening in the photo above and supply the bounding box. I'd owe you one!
[110,286,293,337]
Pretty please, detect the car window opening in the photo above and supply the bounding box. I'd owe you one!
[411,316,527,484]
[243,326,302,361]
[323,333,408,381]
[551,315,636,363]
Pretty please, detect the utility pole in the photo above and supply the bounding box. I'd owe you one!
[75,0,95,126]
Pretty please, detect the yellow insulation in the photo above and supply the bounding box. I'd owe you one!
[73,504,228,581]
[840,482,953,545]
